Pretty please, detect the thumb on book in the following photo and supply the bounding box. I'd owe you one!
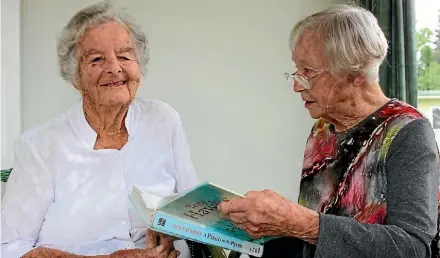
[143,244,165,257]
[155,244,165,253]
[146,229,158,249]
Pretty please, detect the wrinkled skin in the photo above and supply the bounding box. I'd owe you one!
[218,189,320,244]
[76,21,141,150]
[292,30,388,132]
[22,230,178,258]
[218,29,389,245]
[21,22,177,258]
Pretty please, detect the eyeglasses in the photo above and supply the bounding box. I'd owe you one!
[284,69,328,90]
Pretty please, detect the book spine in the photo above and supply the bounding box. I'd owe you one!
[151,210,264,257]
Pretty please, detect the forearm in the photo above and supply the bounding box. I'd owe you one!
[21,248,154,258]
[308,118,438,258]
[314,214,431,258]
[22,247,81,258]
[1,138,55,258]
[283,203,320,245]
[22,247,110,258]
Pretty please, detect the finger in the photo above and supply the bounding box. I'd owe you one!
[167,249,180,258]
[218,198,249,214]
[229,212,248,224]
[244,190,261,198]
[159,233,174,250]
[157,245,175,258]
[146,244,165,257]
[234,223,260,238]
[146,230,159,249]
[219,212,228,219]
[234,223,247,231]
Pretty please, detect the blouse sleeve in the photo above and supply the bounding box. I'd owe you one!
[314,118,439,258]
[171,119,199,193]
[1,136,55,258]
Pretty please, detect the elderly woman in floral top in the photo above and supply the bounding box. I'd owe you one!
[219,4,440,258]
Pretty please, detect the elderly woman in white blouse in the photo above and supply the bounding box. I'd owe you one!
[1,2,198,258]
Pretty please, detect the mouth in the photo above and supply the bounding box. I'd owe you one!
[101,80,126,87]
[303,100,315,108]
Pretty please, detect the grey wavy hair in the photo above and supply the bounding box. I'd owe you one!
[57,2,149,85]
[289,3,388,83]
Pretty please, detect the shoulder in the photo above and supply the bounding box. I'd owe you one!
[367,100,435,161]
[382,99,425,125]
[380,100,428,145]
[386,117,438,162]
[389,117,436,147]
[134,98,181,121]
[132,98,183,133]
[15,107,73,153]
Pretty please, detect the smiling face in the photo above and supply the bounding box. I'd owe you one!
[292,31,355,120]
[76,21,141,107]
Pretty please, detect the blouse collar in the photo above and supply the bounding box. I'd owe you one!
[68,99,139,150]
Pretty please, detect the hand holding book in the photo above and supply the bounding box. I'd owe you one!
[129,182,278,257]
[145,230,180,258]
[21,243,176,258]
[218,189,320,245]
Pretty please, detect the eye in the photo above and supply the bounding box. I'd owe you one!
[118,56,131,61]
[91,56,103,62]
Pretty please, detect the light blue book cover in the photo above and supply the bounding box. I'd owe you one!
[129,182,276,257]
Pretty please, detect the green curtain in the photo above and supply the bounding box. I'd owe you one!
[360,0,418,107]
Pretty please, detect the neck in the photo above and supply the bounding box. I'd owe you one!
[83,97,130,137]
[325,82,390,132]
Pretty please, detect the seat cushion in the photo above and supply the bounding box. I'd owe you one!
[1,168,12,199]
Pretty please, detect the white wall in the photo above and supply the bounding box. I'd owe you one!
[19,0,340,200]
[1,0,21,170]
[0,0,2,170]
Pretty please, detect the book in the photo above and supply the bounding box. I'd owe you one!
[128,182,276,257]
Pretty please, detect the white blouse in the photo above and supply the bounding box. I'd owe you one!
[1,98,199,257]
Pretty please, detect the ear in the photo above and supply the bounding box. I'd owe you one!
[347,73,365,86]
[72,71,82,90]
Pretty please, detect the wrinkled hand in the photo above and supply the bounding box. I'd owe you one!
[22,247,111,258]
[22,247,80,258]
[21,232,178,258]
[218,189,320,243]
[110,247,175,258]
[110,230,178,258]
[145,229,179,258]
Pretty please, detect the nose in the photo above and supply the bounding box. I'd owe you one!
[104,54,122,74]
[293,79,305,92]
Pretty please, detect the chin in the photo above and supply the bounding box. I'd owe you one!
[99,89,134,106]
[307,108,324,120]
[100,96,132,107]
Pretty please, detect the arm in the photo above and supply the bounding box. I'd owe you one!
[1,137,55,257]
[21,247,171,258]
[171,119,199,193]
[314,118,439,258]
[169,118,199,258]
